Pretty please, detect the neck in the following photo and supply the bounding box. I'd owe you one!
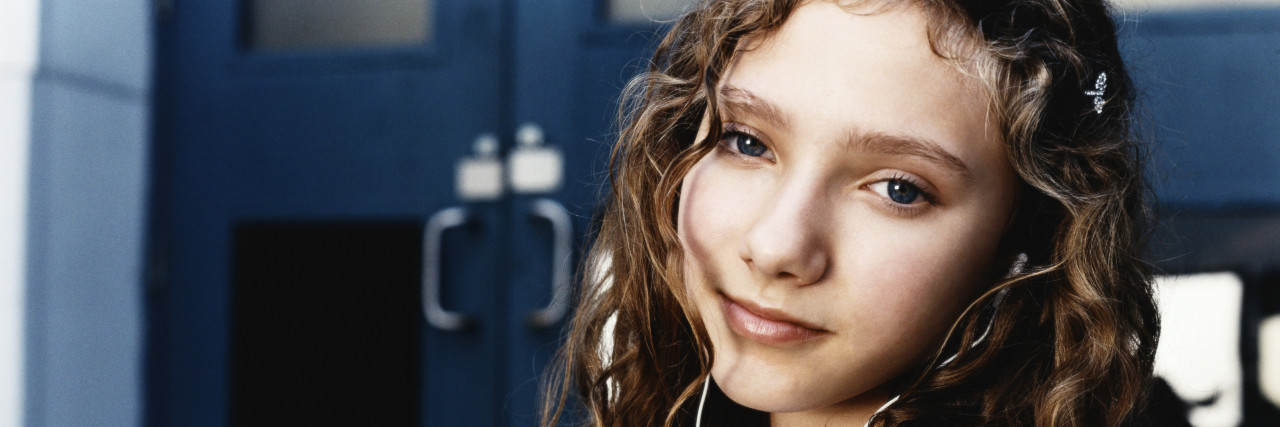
[768,388,892,427]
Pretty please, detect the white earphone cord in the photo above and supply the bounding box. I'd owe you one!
[695,375,711,427]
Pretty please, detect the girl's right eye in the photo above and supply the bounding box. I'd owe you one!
[721,130,770,158]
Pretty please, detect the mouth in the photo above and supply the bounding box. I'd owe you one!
[718,292,829,346]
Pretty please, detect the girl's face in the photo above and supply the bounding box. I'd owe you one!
[677,1,1019,421]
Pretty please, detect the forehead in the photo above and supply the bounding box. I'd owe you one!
[723,1,997,160]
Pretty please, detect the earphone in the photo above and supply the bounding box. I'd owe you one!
[695,376,711,427]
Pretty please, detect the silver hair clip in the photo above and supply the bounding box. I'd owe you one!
[1084,72,1107,114]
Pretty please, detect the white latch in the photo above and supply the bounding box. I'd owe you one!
[508,123,564,194]
[455,133,504,201]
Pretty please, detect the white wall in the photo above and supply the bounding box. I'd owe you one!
[0,1,40,426]
[1155,273,1245,427]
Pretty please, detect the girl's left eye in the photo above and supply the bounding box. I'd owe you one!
[868,178,929,205]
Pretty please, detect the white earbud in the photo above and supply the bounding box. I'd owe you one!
[1006,252,1028,277]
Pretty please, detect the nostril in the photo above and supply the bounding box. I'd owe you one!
[787,260,826,286]
[777,271,805,284]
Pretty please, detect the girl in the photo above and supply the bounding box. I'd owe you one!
[546,0,1159,425]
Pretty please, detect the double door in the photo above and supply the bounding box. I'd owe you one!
[147,1,680,425]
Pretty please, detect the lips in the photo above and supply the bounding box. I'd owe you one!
[719,293,829,346]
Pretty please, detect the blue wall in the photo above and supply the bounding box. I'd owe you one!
[25,1,151,425]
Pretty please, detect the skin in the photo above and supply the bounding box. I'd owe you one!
[676,2,1019,425]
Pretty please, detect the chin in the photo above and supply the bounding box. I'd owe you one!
[712,367,838,414]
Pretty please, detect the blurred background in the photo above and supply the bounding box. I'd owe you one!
[0,0,1276,425]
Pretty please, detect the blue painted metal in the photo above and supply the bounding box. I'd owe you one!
[500,2,668,425]
[1126,9,1280,212]
[149,1,509,425]
[147,0,671,425]
[1124,9,1280,275]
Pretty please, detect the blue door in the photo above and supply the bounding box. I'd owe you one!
[147,1,679,425]
[500,2,685,423]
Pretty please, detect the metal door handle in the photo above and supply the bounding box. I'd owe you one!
[526,199,573,328]
[422,206,473,331]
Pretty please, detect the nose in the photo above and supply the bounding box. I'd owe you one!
[738,178,831,286]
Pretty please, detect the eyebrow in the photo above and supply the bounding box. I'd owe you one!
[848,131,975,183]
[718,85,792,132]
[719,84,975,183]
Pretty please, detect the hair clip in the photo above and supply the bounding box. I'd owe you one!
[1083,72,1107,114]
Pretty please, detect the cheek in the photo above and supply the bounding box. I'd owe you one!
[677,155,776,335]
[836,209,1008,342]
[677,156,759,270]
[677,156,753,353]
[676,156,722,311]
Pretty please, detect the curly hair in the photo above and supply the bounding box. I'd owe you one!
[542,0,1159,425]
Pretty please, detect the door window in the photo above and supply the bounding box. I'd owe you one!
[606,0,691,23]
[245,0,433,51]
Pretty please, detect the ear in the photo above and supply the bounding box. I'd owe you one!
[991,183,1029,276]
[993,182,1056,276]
